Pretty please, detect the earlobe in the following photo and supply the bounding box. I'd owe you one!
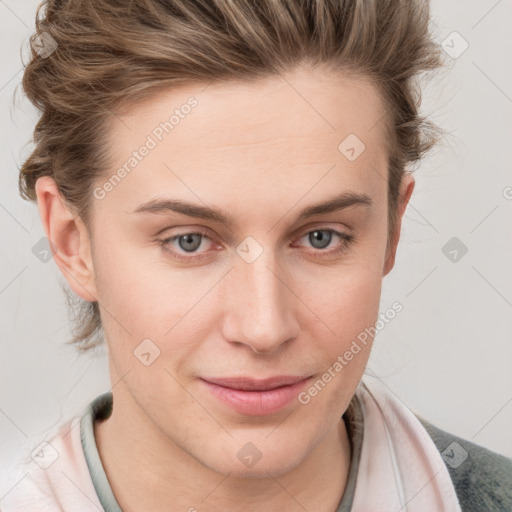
[35,176,98,302]
[383,172,415,276]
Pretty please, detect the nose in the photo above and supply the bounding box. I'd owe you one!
[222,248,299,355]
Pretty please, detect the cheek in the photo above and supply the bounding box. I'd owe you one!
[295,257,384,401]
[300,260,383,334]
[328,285,380,377]
[93,231,194,332]
[93,216,385,373]
[295,271,381,417]
[92,232,222,378]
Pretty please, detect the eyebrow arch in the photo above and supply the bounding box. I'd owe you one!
[130,191,373,226]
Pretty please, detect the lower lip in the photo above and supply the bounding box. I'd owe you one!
[201,378,311,416]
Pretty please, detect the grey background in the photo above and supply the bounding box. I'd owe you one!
[1,0,511,485]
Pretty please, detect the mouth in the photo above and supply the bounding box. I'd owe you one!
[199,375,312,416]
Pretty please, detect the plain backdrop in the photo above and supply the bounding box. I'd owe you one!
[1,0,511,485]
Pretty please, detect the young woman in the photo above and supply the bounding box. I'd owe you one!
[3,0,511,510]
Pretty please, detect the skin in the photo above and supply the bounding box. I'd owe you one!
[36,64,414,511]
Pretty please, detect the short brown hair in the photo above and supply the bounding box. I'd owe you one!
[18,0,445,353]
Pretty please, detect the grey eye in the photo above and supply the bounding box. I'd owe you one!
[177,233,203,252]
[308,230,333,249]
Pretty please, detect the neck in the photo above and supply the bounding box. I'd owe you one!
[94,389,352,512]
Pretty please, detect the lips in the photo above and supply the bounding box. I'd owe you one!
[200,375,312,416]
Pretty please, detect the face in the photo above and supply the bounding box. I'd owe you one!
[44,65,412,477]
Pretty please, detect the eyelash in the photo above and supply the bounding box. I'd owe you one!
[158,228,355,263]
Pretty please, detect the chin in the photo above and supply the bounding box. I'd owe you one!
[193,437,310,479]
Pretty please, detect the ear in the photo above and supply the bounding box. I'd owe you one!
[35,176,98,302]
[383,172,415,276]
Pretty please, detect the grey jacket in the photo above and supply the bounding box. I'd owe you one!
[417,416,512,511]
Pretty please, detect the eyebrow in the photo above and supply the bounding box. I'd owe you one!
[130,191,373,226]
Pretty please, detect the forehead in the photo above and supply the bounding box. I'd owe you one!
[101,66,389,215]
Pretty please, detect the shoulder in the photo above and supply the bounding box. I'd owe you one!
[417,415,512,512]
[1,416,104,511]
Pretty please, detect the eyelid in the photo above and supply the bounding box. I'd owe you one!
[163,229,217,248]
[159,224,355,262]
[294,221,353,237]
[293,227,354,252]
[159,229,217,263]
[159,222,352,246]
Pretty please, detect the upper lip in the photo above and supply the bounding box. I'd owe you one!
[201,375,310,391]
